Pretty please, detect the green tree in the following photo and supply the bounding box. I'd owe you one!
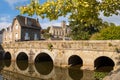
[41,27,51,39]
[43,33,52,39]
[18,0,120,19]
[18,0,120,40]
[90,26,120,40]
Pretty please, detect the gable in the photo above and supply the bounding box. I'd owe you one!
[12,19,21,31]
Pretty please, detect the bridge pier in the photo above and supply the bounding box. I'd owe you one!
[28,50,34,63]
[28,63,35,75]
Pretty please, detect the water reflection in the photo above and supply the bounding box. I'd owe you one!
[16,61,28,71]
[68,65,83,80]
[35,61,53,75]
[94,66,113,80]
[95,66,113,72]
[0,61,4,72]
[0,60,114,80]
[3,60,11,67]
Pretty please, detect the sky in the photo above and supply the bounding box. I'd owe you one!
[0,0,120,30]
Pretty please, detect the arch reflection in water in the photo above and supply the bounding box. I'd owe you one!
[94,56,115,72]
[68,55,83,80]
[3,60,11,67]
[16,52,28,71]
[3,52,11,67]
[35,52,53,75]
[68,66,83,80]
[0,51,4,60]
[0,61,4,72]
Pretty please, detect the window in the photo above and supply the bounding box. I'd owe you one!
[9,34,12,39]
[15,33,18,40]
[34,33,38,40]
[25,32,29,40]
[5,34,7,39]
[16,24,18,29]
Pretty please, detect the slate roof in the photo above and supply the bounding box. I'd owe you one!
[52,26,62,29]
[15,15,41,29]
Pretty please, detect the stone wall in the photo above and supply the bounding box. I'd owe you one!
[2,40,120,51]
[1,40,120,70]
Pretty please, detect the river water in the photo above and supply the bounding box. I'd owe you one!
[0,60,112,80]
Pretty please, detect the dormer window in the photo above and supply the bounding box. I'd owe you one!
[28,19,32,26]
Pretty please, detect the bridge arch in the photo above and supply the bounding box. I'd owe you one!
[3,52,11,60]
[94,56,115,70]
[34,52,53,75]
[16,52,28,61]
[15,50,29,60]
[16,52,28,71]
[68,55,83,66]
[34,52,53,63]
[3,52,11,67]
[33,50,55,63]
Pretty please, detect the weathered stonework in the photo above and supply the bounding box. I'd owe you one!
[1,40,120,70]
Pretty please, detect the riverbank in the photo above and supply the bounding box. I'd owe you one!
[103,69,120,80]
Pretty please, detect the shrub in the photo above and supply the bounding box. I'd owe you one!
[90,26,120,40]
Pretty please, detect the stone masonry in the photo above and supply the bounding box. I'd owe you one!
[1,40,120,70]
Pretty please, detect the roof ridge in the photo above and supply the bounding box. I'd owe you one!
[17,15,37,21]
[16,15,41,28]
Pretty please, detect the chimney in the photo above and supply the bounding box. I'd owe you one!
[25,17,27,25]
[61,21,66,28]
[36,18,39,22]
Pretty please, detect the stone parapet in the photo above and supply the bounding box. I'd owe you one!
[1,40,120,52]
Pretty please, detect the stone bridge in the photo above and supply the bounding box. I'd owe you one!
[1,40,120,70]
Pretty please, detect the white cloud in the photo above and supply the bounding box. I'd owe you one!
[39,14,70,29]
[0,15,12,30]
[4,0,28,8]
[41,22,61,29]
[40,20,69,29]
[0,22,11,30]
[0,15,11,22]
[99,12,120,25]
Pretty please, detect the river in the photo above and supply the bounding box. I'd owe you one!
[0,60,113,80]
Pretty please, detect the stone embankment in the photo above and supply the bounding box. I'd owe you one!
[103,69,120,80]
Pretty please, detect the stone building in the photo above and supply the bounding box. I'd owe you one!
[0,29,5,43]
[3,15,41,43]
[49,21,71,39]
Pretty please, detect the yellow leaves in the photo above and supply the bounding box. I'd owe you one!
[46,3,50,6]
[84,2,89,7]
[31,8,34,12]
[77,1,89,7]
[17,0,117,23]
[55,9,58,13]
[51,1,55,5]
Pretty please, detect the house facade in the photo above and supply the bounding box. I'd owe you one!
[49,21,71,39]
[0,29,5,43]
[3,15,41,43]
